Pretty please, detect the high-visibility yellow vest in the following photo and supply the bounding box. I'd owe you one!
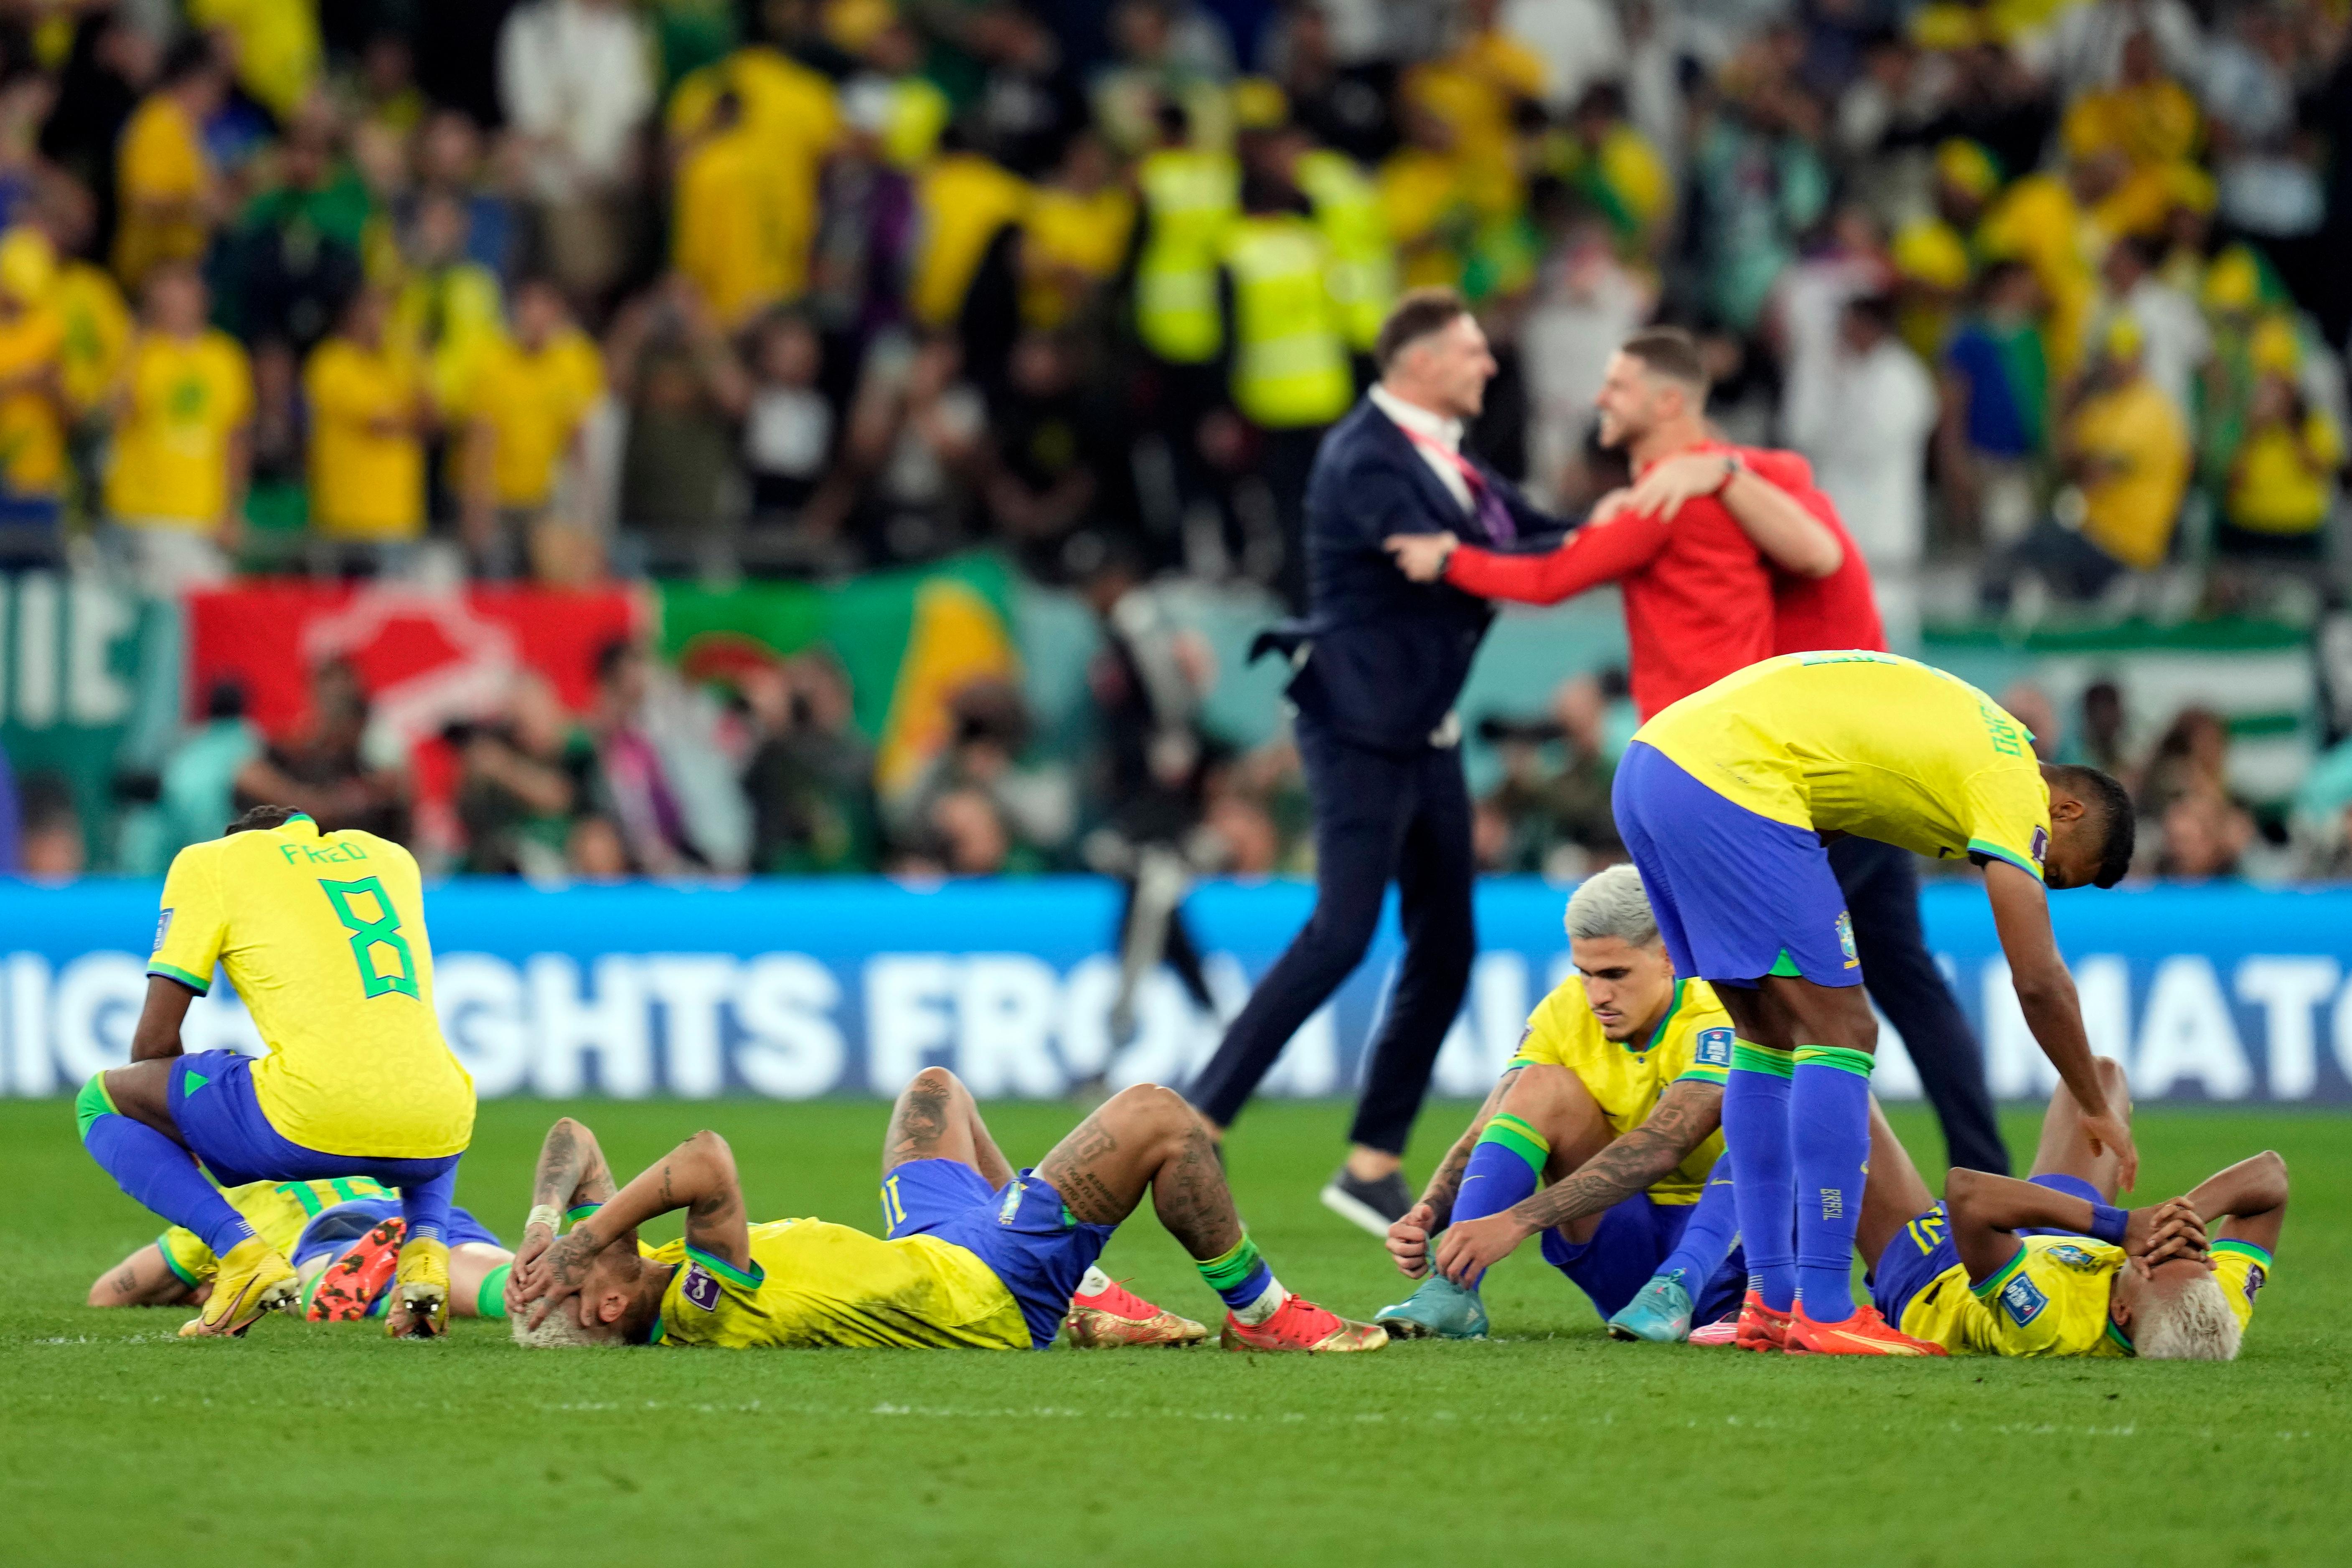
[1295,149,1396,353]
[1134,147,1238,364]
[1222,214,1351,429]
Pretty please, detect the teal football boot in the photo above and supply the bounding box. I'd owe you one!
[1373,1273,1489,1340]
[1605,1272,1694,1342]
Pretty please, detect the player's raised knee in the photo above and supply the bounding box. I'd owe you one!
[903,1065,968,1100]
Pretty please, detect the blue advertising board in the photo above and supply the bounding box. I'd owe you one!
[3,877,2349,1103]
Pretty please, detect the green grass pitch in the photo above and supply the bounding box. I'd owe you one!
[4,1096,2348,1567]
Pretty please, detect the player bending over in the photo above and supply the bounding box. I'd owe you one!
[1857,1057,2282,1359]
[75,804,477,1337]
[508,1070,1387,1353]
[1372,866,1743,1342]
[89,1176,514,1324]
[1613,650,2138,1355]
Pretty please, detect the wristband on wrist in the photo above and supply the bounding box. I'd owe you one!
[2087,1202,2128,1247]
[526,1204,561,1234]
[1713,452,1744,496]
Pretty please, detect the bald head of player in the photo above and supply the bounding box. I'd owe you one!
[1564,864,1677,1044]
[1593,328,1709,461]
[2037,762,2136,890]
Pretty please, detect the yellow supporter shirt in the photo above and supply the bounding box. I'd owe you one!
[672,122,793,328]
[1636,651,2052,882]
[2228,410,2343,536]
[0,303,65,495]
[188,0,320,121]
[1506,974,1732,1203]
[103,328,252,527]
[649,1220,1031,1350]
[2068,376,2191,569]
[912,153,1032,330]
[667,47,839,302]
[112,95,212,286]
[1019,185,1136,329]
[158,1175,394,1286]
[1898,1229,2271,1357]
[148,814,475,1159]
[303,336,425,539]
[454,330,603,508]
[54,260,132,415]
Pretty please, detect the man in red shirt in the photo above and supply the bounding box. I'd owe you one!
[1386,325,2011,1204]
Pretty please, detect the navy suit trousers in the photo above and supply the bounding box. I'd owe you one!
[1187,713,1475,1153]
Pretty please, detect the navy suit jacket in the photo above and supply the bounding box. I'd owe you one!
[1260,396,1564,754]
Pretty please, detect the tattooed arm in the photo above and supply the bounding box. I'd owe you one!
[1433,1080,1722,1285]
[1387,1066,1524,1278]
[523,1130,754,1322]
[526,1116,620,1221]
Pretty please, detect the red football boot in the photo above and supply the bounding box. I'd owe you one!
[1733,1291,1792,1353]
[1066,1277,1209,1348]
[1219,1295,1388,1353]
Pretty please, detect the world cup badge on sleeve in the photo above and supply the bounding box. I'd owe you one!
[682,1263,721,1311]
[153,908,174,953]
[1697,1027,1733,1069]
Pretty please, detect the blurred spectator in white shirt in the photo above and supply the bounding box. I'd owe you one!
[1787,293,1938,647]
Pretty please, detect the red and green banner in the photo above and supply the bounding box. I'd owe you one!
[656,553,1018,795]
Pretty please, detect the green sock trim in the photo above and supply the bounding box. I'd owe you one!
[1792,1044,1876,1079]
[477,1263,512,1320]
[1730,1040,1796,1079]
[1196,1234,1265,1294]
[75,1074,117,1141]
[1474,1113,1550,1175]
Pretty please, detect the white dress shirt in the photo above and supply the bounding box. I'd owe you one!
[1370,383,1474,513]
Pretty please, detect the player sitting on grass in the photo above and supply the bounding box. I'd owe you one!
[88,1177,514,1324]
[507,1068,1388,1354]
[1373,866,1744,1342]
[75,804,477,1338]
[1855,1056,2283,1359]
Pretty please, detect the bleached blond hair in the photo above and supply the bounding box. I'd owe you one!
[2134,1272,2243,1361]
[510,1302,622,1349]
[1566,864,1660,949]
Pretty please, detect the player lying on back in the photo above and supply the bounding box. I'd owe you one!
[506,1069,1388,1353]
[1612,650,2140,1354]
[1857,1056,2283,1359]
[88,1176,515,1324]
[75,803,477,1337]
[1371,866,1744,1342]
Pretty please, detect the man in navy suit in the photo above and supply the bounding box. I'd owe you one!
[1187,289,1562,1235]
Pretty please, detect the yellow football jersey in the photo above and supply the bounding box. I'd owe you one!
[648,1220,1031,1350]
[1635,651,2050,882]
[158,1176,395,1285]
[1506,976,1733,1204]
[148,813,474,1159]
[1898,1233,2273,1357]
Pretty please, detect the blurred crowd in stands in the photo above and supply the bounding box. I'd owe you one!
[2,0,2352,886]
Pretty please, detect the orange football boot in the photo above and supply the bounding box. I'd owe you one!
[307,1217,406,1322]
[1784,1304,1947,1357]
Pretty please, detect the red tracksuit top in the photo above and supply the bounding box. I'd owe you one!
[1440,445,1885,719]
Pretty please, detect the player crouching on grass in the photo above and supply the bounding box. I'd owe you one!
[76,804,477,1339]
[505,1069,1389,1354]
[88,1176,516,1325]
[1372,866,1745,1342]
[1850,1055,2283,1359]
